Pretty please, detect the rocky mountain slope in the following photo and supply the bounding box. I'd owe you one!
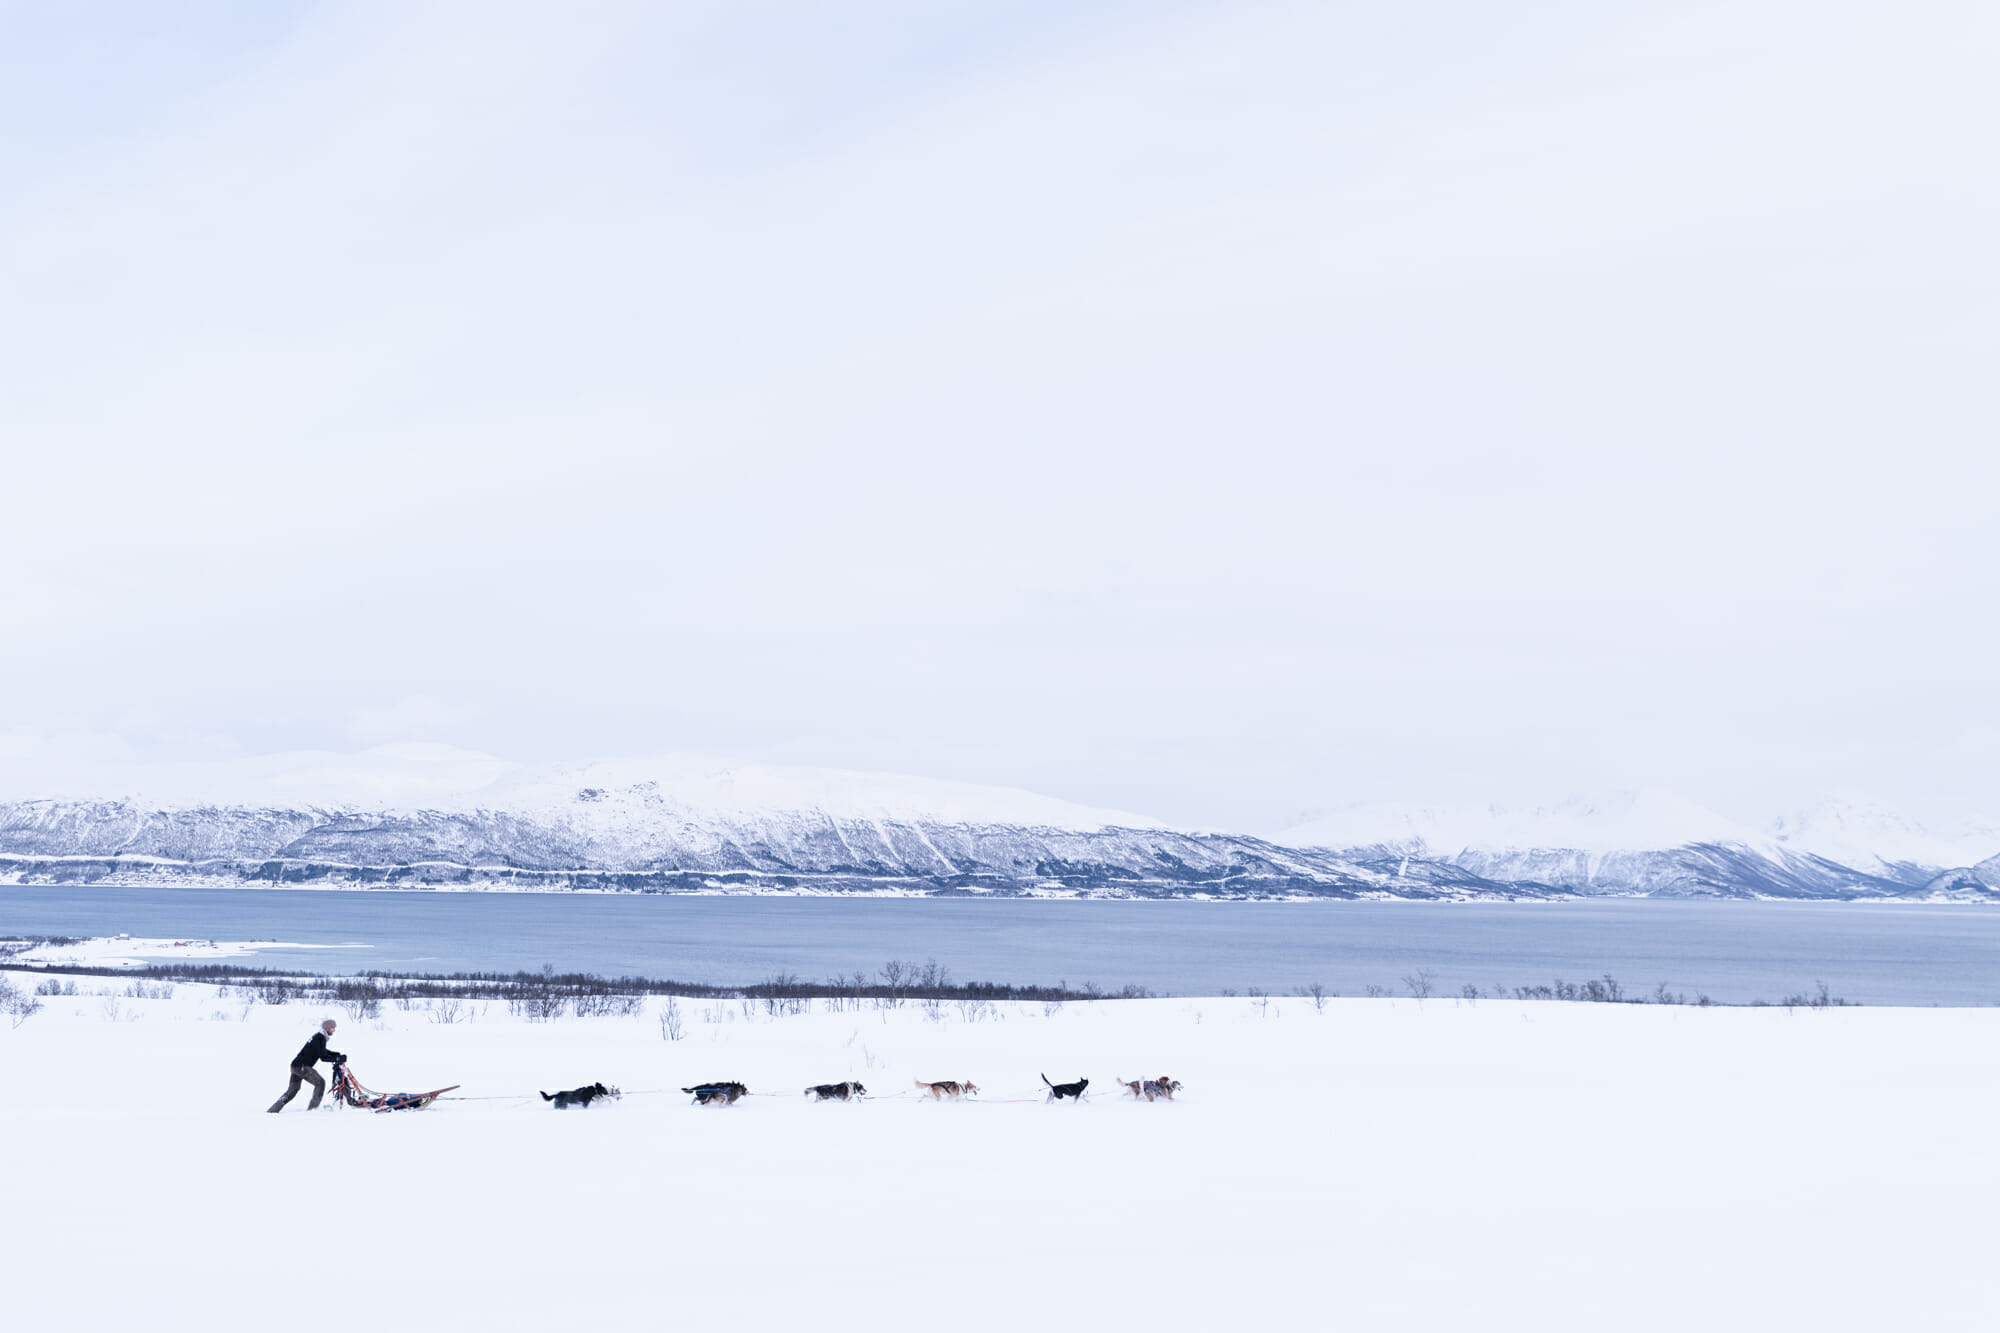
[1,756,1994,900]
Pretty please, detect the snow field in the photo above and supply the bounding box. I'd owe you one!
[2,983,1996,1330]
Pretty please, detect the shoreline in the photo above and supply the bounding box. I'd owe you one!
[1,934,372,970]
[0,877,1986,903]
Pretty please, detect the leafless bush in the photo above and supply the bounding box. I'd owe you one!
[1513,975,1623,1003]
[758,973,810,1018]
[570,989,617,1018]
[35,978,77,997]
[1293,983,1329,1013]
[1364,983,1392,998]
[1,974,42,1027]
[877,960,907,1010]
[1461,984,1480,1002]
[1781,980,1850,1009]
[509,988,566,1021]
[1247,987,1270,1016]
[660,997,684,1041]
[1403,970,1437,1001]
[428,996,465,1025]
[334,979,386,1019]
[918,960,949,1021]
[125,981,174,1000]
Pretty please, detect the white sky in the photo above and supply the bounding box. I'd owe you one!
[2,0,1995,833]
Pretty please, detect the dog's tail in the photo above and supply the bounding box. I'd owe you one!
[539,1091,554,1101]
[913,1078,927,1090]
[1041,1073,1053,1089]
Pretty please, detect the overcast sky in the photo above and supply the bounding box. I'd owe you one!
[3,0,1995,832]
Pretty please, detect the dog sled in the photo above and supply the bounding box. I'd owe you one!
[330,1062,459,1112]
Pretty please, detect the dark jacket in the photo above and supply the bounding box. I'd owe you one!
[291,1031,345,1069]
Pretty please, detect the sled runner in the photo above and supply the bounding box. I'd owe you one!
[330,1062,458,1112]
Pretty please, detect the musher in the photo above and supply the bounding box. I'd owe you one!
[267,1017,345,1112]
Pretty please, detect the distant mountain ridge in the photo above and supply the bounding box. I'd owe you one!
[0,753,1994,901]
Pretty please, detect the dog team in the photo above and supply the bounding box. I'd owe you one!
[271,1015,1181,1113]
[528,1073,1185,1108]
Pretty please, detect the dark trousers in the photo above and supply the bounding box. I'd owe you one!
[268,1063,326,1112]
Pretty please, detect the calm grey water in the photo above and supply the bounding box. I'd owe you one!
[2,885,1997,1005]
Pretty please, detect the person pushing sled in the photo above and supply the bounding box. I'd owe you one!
[264,1016,458,1113]
[268,1018,345,1113]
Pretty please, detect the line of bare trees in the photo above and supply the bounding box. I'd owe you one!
[0,955,1147,1021]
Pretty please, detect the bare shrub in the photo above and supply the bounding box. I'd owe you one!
[918,959,949,1021]
[1403,970,1437,1001]
[877,960,907,1010]
[1363,983,1392,998]
[659,997,684,1041]
[1293,983,1329,1013]
[1,974,43,1027]
[1514,975,1624,1003]
[507,964,566,1021]
[756,972,809,1018]
[334,979,386,1020]
[1781,980,1850,1009]
[509,987,566,1022]
[428,996,464,1025]
[571,989,614,1018]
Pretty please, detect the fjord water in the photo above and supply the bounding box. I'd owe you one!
[3,885,1997,1004]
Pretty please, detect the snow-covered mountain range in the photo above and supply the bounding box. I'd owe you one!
[1,750,1995,901]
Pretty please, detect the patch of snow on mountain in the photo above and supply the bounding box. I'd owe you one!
[18,745,1161,833]
[1769,794,2000,870]
[1274,788,1763,856]
[456,756,1165,832]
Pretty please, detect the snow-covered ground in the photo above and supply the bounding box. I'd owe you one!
[2,980,1995,1330]
[4,935,366,968]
